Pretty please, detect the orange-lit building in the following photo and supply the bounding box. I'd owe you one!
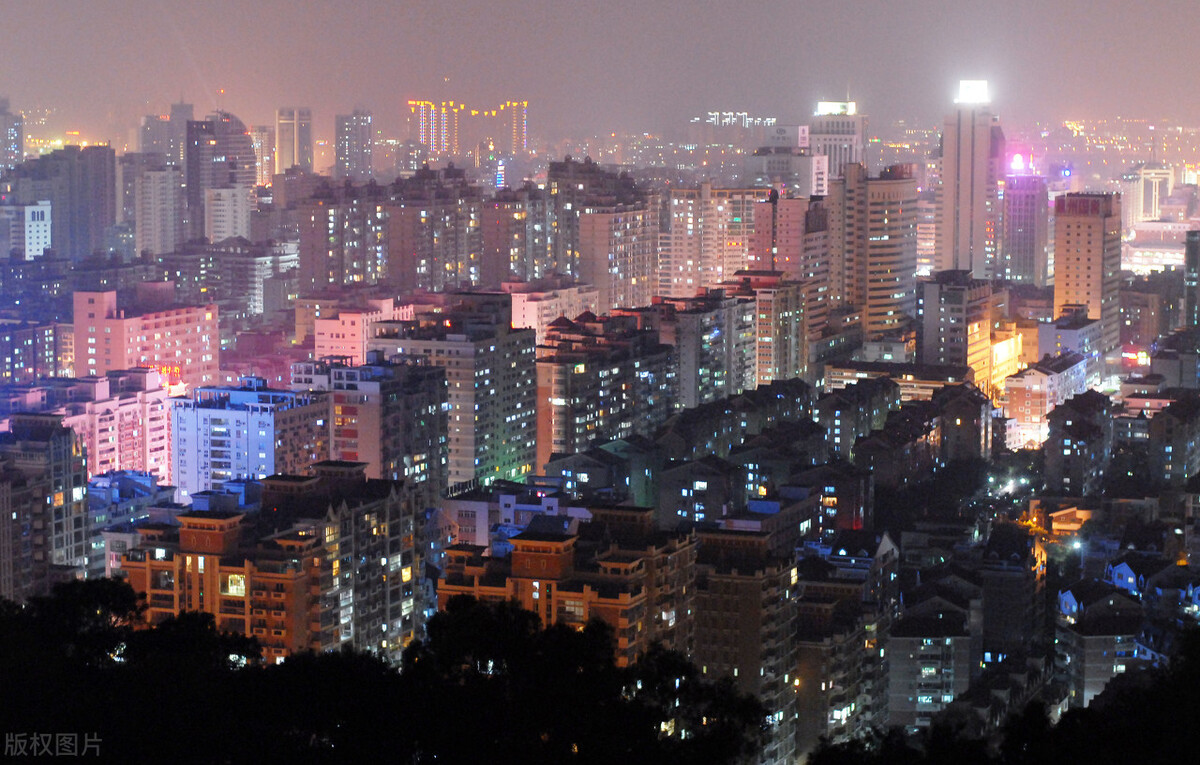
[121,461,423,663]
[438,507,696,665]
[121,511,321,663]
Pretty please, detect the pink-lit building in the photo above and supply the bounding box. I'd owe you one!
[312,298,407,365]
[73,288,219,390]
[0,369,170,482]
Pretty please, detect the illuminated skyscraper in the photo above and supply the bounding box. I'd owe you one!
[335,109,373,181]
[936,80,1005,278]
[249,125,275,186]
[407,100,528,157]
[1053,193,1122,355]
[275,107,313,173]
[808,101,867,179]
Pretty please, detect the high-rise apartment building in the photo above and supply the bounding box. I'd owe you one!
[936,80,1005,278]
[122,462,424,662]
[367,293,536,489]
[1002,175,1050,285]
[0,201,51,259]
[275,107,313,173]
[577,201,658,311]
[73,288,219,389]
[1053,193,1122,355]
[827,164,919,338]
[748,274,808,385]
[335,109,374,182]
[619,290,757,409]
[535,313,674,470]
[658,184,771,298]
[0,369,170,482]
[0,99,23,172]
[290,355,448,506]
[0,145,115,261]
[808,101,867,179]
[169,377,329,497]
[0,414,89,587]
[919,271,995,391]
[408,99,528,157]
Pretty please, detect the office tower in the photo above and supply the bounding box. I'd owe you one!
[827,163,919,338]
[139,114,170,156]
[1053,193,1122,355]
[1185,230,1200,329]
[0,99,22,172]
[275,107,313,173]
[73,288,219,389]
[335,109,374,181]
[1002,175,1050,285]
[169,377,329,497]
[290,355,448,505]
[249,125,275,186]
[936,80,1005,277]
[808,101,867,179]
[535,314,675,470]
[167,102,193,167]
[0,414,89,588]
[657,183,771,298]
[367,293,535,489]
[0,201,51,259]
[1,145,115,261]
[1120,163,1173,229]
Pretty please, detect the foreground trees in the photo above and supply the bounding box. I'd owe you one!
[0,583,765,764]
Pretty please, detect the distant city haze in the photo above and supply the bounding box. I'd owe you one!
[4,0,1198,145]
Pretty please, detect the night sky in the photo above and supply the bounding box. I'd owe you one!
[5,0,1198,143]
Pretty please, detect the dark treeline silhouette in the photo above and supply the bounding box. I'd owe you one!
[0,582,766,764]
[811,630,1200,765]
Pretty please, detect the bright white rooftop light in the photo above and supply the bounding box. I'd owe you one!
[955,80,991,105]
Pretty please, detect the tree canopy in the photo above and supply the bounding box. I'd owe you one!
[0,583,766,764]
